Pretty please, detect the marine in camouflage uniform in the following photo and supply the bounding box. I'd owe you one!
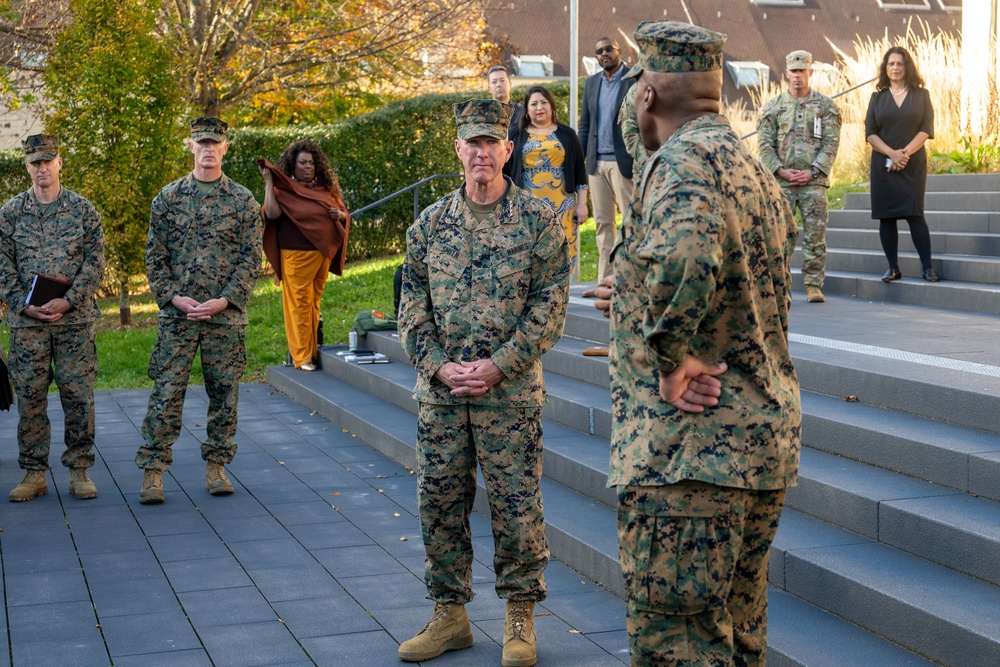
[0,134,105,501]
[618,84,650,180]
[610,23,801,666]
[397,99,569,665]
[757,50,841,302]
[135,117,261,503]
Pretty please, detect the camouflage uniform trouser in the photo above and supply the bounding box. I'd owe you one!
[617,481,787,667]
[136,318,246,471]
[783,185,828,288]
[416,403,549,605]
[8,323,97,471]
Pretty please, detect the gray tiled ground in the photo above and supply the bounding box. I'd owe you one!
[0,384,628,666]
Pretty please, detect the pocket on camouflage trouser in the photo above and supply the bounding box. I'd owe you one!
[618,481,739,616]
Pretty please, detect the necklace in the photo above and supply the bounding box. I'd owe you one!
[890,87,907,96]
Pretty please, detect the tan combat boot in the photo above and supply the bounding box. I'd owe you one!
[9,469,48,502]
[806,285,825,303]
[68,467,98,499]
[398,602,473,662]
[206,461,234,495]
[502,600,537,667]
[139,469,164,504]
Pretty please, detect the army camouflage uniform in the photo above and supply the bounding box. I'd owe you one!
[399,173,570,604]
[610,21,802,667]
[618,84,650,179]
[757,86,841,288]
[0,185,105,471]
[136,172,261,471]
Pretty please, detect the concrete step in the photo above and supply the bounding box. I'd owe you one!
[844,190,1000,212]
[828,208,1000,233]
[774,509,1000,667]
[791,268,1000,315]
[824,227,1000,257]
[788,447,1000,587]
[314,346,615,507]
[801,390,1000,499]
[313,332,1000,592]
[790,333,1000,436]
[926,173,1000,192]
[266,364,624,597]
[792,247,1000,285]
[542,335,611,390]
[268,361,994,665]
[766,588,938,667]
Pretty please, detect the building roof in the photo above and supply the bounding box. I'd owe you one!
[485,0,961,103]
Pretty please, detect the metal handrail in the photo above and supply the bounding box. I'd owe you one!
[351,173,462,221]
[739,76,878,140]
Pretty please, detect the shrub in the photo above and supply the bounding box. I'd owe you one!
[0,149,30,201]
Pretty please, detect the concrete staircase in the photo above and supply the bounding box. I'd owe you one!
[794,173,1000,315]
[268,174,1000,666]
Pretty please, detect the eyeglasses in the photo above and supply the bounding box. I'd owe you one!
[595,45,617,55]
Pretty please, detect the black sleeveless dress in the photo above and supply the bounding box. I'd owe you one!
[864,87,934,219]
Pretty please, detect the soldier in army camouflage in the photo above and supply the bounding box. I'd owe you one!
[610,22,801,666]
[135,117,262,505]
[397,99,569,666]
[618,84,650,179]
[757,50,841,304]
[0,134,106,502]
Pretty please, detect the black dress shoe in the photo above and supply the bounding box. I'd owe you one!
[881,267,902,282]
[922,268,941,282]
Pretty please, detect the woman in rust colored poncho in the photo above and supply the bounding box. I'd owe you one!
[258,139,349,371]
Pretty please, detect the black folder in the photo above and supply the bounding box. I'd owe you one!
[26,273,72,307]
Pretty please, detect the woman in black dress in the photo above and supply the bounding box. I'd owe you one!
[865,46,940,282]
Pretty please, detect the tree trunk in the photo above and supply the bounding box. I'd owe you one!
[118,282,131,328]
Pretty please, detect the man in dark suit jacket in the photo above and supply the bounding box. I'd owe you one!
[578,37,635,289]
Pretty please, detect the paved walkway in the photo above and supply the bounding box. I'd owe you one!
[0,385,629,666]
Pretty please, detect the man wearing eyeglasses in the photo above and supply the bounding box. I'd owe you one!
[578,37,635,292]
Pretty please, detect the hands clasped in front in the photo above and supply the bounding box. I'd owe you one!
[436,359,505,397]
[25,297,72,322]
[887,148,909,172]
[172,295,229,321]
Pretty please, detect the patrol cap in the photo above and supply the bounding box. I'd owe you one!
[624,21,726,79]
[190,117,228,142]
[453,99,513,141]
[22,134,59,163]
[786,50,813,70]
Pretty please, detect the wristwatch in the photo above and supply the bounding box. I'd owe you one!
[810,167,820,179]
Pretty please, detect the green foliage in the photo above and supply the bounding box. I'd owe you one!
[225,81,577,259]
[931,136,1000,174]
[0,148,29,200]
[43,0,186,303]
[0,81,580,260]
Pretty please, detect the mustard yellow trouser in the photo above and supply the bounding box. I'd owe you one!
[280,249,331,367]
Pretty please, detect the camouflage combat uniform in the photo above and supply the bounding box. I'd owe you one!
[399,177,569,605]
[136,173,261,471]
[0,186,105,471]
[757,88,840,288]
[618,84,650,179]
[610,94,801,667]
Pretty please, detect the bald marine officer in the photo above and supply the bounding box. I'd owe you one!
[610,22,801,666]
[757,49,841,303]
[398,99,569,666]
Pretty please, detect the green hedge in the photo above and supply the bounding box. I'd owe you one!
[0,81,577,259]
[0,149,30,201]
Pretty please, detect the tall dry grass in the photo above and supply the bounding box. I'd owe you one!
[724,19,1000,186]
